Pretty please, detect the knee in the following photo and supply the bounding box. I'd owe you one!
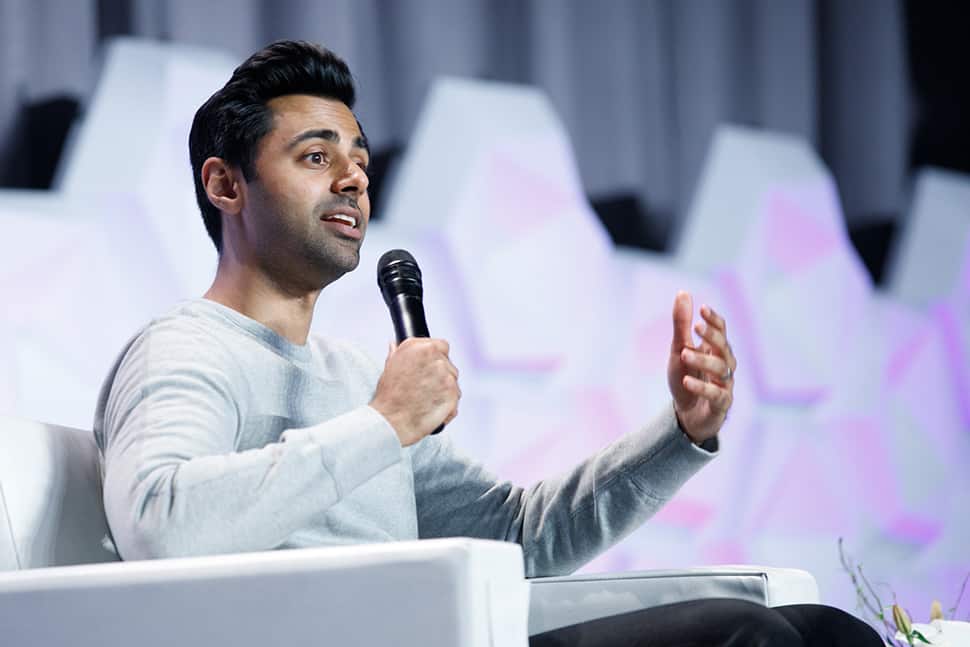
[718,600,804,647]
[778,604,884,646]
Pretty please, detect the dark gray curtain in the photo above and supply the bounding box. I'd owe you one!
[0,0,909,238]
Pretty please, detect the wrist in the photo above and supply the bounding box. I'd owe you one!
[673,404,716,449]
[369,399,409,446]
[672,405,695,443]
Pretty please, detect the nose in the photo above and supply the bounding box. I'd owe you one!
[332,156,369,196]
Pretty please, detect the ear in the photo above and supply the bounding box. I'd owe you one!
[201,157,244,216]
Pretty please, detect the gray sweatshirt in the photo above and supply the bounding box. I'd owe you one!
[94,299,716,577]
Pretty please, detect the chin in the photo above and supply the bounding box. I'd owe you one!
[309,248,360,285]
[337,247,362,272]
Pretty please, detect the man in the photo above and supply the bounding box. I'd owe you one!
[94,41,880,646]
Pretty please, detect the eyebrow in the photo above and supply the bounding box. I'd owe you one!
[287,128,369,155]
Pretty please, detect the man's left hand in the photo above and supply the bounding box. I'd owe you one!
[667,291,737,445]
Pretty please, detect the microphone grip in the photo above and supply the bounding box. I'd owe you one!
[389,294,430,342]
[389,294,444,435]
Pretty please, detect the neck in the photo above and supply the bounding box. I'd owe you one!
[204,249,322,346]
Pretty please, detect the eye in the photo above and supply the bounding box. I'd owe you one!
[305,151,326,165]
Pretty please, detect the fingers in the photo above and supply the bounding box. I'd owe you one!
[700,304,726,335]
[439,370,461,426]
[430,339,458,380]
[693,322,735,367]
[683,375,732,411]
[398,337,453,362]
[681,347,731,383]
[442,358,459,380]
[373,336,462,445]
[389,336,460,395]
[670,291,695,353]
[694,306,737,374]
[443,404,460,426]
[693,321,726,350]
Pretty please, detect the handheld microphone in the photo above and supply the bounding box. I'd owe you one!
[377,249,443,435]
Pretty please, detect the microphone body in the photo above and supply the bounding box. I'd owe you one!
[377,249,444,435]
[386,292,430,342]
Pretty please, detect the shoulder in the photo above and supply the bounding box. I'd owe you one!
[94,301,245,448]
[121,302,243,373]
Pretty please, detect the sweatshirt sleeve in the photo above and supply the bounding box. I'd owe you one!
[411,402,716,578]
[96,323,401,561]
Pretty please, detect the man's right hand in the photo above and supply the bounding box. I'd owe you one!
[370,338,461,447]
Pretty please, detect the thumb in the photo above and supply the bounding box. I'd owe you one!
[670,291,694,353]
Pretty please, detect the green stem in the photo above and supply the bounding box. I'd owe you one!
[838,538,895,639]
[949,571,969,620]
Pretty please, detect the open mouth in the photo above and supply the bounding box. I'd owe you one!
[320,211,363,240]
[322,213,358,228]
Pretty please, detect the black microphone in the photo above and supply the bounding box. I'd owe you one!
[377,249,443,435]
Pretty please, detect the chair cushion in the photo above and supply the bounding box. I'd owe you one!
[0,538,529,647]
[0,416,118,569]
[528,566,821,635]
[0,483,19,569]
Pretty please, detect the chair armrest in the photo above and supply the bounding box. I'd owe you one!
[0,538,530,647]
[527,565,820,636]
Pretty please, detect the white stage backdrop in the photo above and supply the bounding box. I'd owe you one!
[1,39,968,624]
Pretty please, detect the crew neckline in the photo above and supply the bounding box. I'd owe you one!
[187,298,314,364]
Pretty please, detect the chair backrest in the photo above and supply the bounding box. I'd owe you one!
[0,416,118,570]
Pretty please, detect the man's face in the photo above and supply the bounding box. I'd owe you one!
[241,94,371,289]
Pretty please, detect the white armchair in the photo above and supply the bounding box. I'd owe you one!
[0,417,819,646]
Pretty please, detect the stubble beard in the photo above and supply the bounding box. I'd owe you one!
[264,208,364,292]
[249,186,366,292]
[301,231,362,285]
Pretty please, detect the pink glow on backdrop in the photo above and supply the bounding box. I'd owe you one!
[825,417,901,525]
[652,499,716,529]
[442,137,613,374]
[632,317,670,373]
[887,320,967,465]
[750,440,857,535]
[484,147,577,231]
[701,540,749,565]
[495,388,626,485]
[886,326,932,387]
[934,304,970,431]
[886,515,943,545]
[764,193,841,273]
[716,272,828,405]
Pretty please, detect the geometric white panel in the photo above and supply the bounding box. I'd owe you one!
[676,125,846,274]
[56,38,233,297]
[885,167,970,309]
[382,77,587,233]
[677,126,873,402]
[382,78,614,374]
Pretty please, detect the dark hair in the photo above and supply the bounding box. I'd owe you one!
[188,40,357,252]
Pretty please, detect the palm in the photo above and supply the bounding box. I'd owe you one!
[665,292,733,443]
[668,356,718,437]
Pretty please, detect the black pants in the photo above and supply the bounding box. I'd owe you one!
[529,599,884,646]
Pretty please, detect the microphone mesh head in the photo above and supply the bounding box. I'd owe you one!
[378,249,418,270]
[377,249,423,297]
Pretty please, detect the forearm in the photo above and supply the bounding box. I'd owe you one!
[104,405,400,560]
[413,402,716,577]
[516,403,716,577]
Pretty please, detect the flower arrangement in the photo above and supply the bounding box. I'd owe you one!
[839,538,969,646]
